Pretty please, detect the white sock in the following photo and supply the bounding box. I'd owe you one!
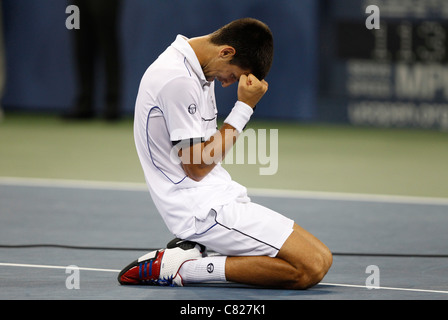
[178,256,227,284]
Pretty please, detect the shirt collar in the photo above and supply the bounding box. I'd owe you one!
[171,34,208,85]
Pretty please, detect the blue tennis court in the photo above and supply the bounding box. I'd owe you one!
[1,177,447,301]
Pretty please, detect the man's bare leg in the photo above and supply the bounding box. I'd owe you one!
[224,223,332,289]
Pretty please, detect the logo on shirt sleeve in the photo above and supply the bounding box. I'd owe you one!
[188,103,197,114]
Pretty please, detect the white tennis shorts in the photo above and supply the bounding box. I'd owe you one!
[186,201,294,257]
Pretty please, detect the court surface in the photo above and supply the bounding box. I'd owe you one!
[1,177,447,300]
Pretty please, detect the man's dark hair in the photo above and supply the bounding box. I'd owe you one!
[210,18,274,80]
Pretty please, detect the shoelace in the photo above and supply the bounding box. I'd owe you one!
[155,275,175,286]
[140,274,175,286]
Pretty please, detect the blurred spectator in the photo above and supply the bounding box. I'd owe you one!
[64,0,122,121]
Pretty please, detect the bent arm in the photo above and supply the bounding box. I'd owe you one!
[178,123,238,182]
[179,74,268,182]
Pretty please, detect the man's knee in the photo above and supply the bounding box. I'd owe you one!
[278,226,333,289]
[289,248,333,290]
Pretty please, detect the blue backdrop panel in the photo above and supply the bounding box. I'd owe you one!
[2,0,318,121]
[317,0,448,130]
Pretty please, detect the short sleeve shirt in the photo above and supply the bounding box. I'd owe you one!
[134,35,248,238]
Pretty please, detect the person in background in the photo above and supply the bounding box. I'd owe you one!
[64,0,122,121]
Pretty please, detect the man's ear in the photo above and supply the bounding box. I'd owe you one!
[219,46,236,60]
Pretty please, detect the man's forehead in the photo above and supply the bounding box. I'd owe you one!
[229,63,251,75]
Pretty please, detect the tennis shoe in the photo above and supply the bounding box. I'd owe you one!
[117,239,205,286]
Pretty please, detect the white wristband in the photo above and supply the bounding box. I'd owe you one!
[224,101,254,133]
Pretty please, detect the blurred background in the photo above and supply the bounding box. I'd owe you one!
[0,0,447,198]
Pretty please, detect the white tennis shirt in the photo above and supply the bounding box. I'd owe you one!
[134,35,249,238]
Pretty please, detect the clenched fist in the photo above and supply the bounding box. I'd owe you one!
[237,74,269,108]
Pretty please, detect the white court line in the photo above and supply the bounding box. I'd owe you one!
[0,176,148,192]
[1,262,447,295]
[319,282,448,295]
[1,176,448,206]
[248,188,448,206]
[0,262,119,273]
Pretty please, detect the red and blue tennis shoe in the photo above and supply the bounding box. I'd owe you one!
[117,239,205,286]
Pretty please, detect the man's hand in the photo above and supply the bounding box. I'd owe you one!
[237,74,268,108]
[179,74,268,182]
